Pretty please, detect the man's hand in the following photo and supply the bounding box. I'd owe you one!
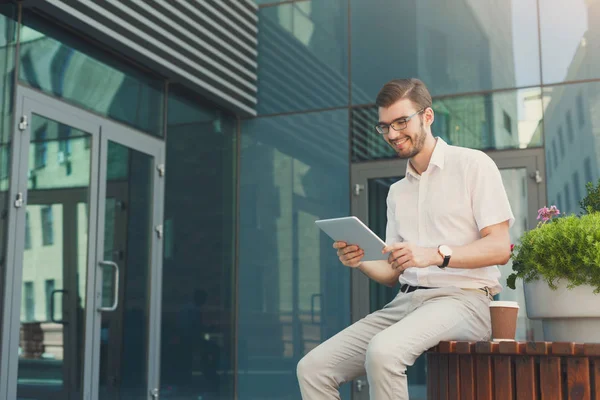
[333,241,364,268]
[382,242,441,272]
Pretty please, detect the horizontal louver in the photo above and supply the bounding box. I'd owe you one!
[31,0,258,116]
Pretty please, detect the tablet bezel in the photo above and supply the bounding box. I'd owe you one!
[315,216,390,262]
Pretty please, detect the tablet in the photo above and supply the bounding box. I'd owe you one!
[315,216,389,261]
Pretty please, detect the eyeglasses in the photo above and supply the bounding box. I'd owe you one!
[374,108,425,135]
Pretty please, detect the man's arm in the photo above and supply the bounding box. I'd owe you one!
[334,242,401,287]
[434,220,511,269]
[360,219,510,285]
[383,220,511,272]
[357,260,401,287]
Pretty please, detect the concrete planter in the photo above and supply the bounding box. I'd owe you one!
[523,279,600,343]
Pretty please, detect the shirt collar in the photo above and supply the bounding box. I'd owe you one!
[404,137,447,180]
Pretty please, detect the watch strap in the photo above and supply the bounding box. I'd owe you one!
[438,255,450,269]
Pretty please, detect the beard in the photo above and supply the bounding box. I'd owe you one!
[391,121,427,159]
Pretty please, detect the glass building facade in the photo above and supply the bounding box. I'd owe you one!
[0,1,598,400]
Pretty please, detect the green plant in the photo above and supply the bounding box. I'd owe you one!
[580,178,600,214]
[507,208,600,293]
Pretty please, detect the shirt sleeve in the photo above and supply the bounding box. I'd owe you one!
[385,185,403,244]
[469,152,515,231]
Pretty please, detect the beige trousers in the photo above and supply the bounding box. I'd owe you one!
[297,286,492,399]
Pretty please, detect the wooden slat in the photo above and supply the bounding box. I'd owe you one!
[494,355,514,400]
[591,359,600,400]
[427,353,440,400]
[438,354,449,400]
[583,344,600,356]
[567,358,590,400]
[476,341,499,355]
[448,354,460,400]
[515,355,537,400]
[456,341,474,354]
[475,342,498,400]
[552,343,575,356]
[437,342,460,400]
[540,357,563,400]
[499,341,522,354]
[459,353,476,400]
[475,354,494,400]
[439,341,454,353]
[527,342,550,355]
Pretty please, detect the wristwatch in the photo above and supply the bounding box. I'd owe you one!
[437,245,452,269]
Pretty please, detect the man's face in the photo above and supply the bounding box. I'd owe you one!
[377,99,428,159]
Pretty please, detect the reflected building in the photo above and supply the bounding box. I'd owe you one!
[351,0,520,161]
[543,0,600,214]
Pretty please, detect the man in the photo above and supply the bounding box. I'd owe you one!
[297,78,514,399]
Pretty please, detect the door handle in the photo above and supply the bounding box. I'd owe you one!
[530,170,543,183]
[50,289,67,324]
[98,261,119,312]
[354,184,365,196]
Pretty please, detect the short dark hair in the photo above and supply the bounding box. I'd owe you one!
[375,78,432,110]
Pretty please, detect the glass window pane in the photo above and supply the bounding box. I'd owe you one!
[352,89,544,162]
[239,109,350,399]
[351,0,541,104]
[19,12,165,137]
[18,114,93,398]
[28,115,92,190]
[160,86,237,400]
[539,0,598,84]
[544,82,600,215]
[584,157,593,185]
[256,1,349,114]
[98,141,154,400]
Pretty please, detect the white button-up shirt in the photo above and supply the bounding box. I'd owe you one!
[385,138,514,295]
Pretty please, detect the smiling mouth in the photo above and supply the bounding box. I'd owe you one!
[391,137,410,148]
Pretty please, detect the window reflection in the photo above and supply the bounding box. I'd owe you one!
[17,115,91,399]
[18,12,164,137]
[539,0,598,84]
[352,89,544,162]
[544,82,600,216]
[351,0,540,104]
[161,86,237,400]
[239,110,350,399]
[256,1,348,114]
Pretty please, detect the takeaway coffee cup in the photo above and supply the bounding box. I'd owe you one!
[489,301,519,341]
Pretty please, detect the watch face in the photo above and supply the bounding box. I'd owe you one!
[439,245,452,257]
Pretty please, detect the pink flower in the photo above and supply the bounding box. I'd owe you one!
[510,244,515,252]
[537,205,560,221]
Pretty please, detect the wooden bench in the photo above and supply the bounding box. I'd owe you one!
[427,341,600,399]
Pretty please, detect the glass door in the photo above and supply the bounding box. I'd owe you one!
[93,135,163,400]
[11,106,99,400]
[0,86,165,400]
[349,149,546,400]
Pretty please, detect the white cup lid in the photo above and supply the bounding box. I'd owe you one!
[489,301,520,308]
